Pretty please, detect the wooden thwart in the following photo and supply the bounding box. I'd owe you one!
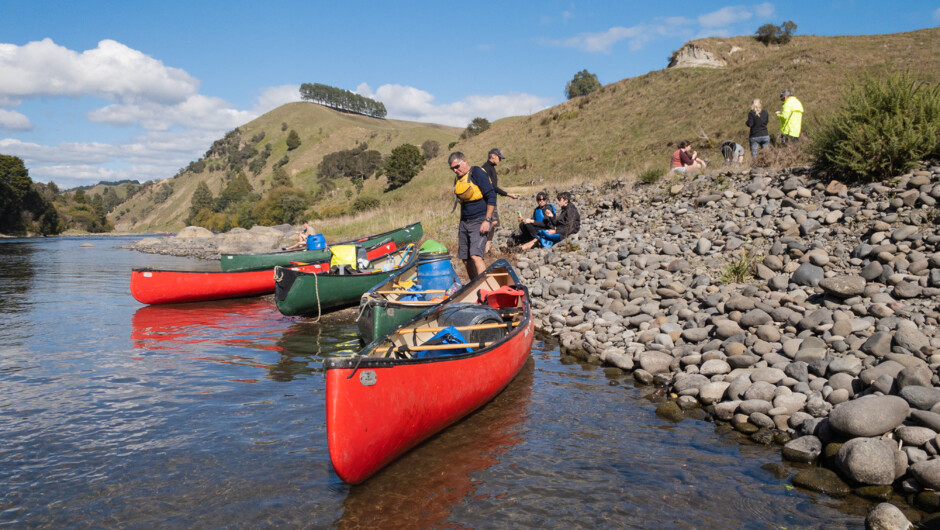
[395,320,520,335]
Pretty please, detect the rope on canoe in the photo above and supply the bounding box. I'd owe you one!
[312,271,322,324]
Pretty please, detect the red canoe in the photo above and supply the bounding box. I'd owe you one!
[131,239,398,305]
[323,259,533,484]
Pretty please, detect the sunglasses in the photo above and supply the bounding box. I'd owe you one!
[450,163,462,170]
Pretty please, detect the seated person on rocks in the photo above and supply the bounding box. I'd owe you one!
[284,220,314,250]
[520,191,580,250]
[670,140,707,173]
[516,191,555,247]
[720,140,745,165]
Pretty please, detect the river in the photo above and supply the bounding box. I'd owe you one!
[0,236,873,527]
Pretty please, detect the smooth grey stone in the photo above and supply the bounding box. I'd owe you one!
[785,361,809,382]
[896,319,930,353]
[773,393,808,415]
[738,399,773,415]
[859,360,905,385]
[835,437,898,485]
[829,395,910,437]
[698,382,730,405]
[900,386,940,410]
[792,263,825,287]
[673,374,710,393]
[911,410,940,432]
[864,503,912,530]
[896,426,938,447]
[744,381,777,402]
[783,435,822,463]
[639,351,674,374]
[860,260,884,281]
[861,332,893,357]
[910,459,940,490]
[819,275,867,298]
[700,359,731,376]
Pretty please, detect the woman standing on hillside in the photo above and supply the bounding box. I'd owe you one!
[746,99,770,158]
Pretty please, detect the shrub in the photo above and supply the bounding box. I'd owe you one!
[755,21,797,45]
[565,69,601,100]
[638,167,665,184]
[352,196,380,211]
[286,129,301,151]
[809,73,940,182]
[720,245,761,284]
[317,204,350,218]
[384,144,425,191]
[460,118,490,139]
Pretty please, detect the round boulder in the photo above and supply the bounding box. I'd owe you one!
[829,395,910,437]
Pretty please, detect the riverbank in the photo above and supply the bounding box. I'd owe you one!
[128,163,940,526]
[516,162,940,527]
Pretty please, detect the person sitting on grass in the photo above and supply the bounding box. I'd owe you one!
[516,191,555,247]
[670,140,707,173]
[519,191,579,250]
[284,220,314,251]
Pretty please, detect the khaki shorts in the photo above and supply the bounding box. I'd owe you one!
[457,218,488,259]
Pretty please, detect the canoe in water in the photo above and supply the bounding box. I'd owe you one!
[132,239,399,305]
[324,259,532,484]
[220,222,422,272]
[274,245,419,317]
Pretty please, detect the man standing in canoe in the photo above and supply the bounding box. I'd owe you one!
[480,147,519,255]
[448,151,496,279]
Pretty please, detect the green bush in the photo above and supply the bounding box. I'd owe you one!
[317,204,350,218]
[809,73,940,182]
[352,196,381,211]
[638,167,665,184]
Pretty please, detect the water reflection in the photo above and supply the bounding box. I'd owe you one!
[336,357,534,528]
[0,241,36,315]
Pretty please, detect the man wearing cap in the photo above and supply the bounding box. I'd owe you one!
[776,89,803,145]
[481,148,519,255]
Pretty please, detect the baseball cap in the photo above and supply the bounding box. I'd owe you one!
[488,148,505,159]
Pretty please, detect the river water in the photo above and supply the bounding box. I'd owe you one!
[0,236,876,527]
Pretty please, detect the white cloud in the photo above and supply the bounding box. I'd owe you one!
[87,94,254,131]
[356,83,553,127]
[934,7,940,21]
[254,84,302,113]
[0,109,32,131]
[540,24,667,53]
[0,38,198,104]
[542,3,775,53]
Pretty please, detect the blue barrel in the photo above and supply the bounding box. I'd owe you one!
[416,253,456,296]
[306,234,326,250]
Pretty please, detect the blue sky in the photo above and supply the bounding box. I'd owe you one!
[1,1,938,188]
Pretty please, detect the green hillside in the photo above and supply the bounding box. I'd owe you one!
[112,28,940,240]
[111,103,461,232]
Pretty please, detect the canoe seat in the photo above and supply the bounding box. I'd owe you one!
[477,286,524,309]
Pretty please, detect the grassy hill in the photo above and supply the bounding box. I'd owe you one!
[110,103,461,232]
[112,28,940,242]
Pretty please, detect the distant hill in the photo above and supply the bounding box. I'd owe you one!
[110,103,460,231]
[111,28,940,237]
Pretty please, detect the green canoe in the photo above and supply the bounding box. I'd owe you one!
[274,246,420,317]
[220,222,423,272]
[357,247,459,344]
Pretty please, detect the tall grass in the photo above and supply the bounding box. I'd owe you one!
[809,72,940,181]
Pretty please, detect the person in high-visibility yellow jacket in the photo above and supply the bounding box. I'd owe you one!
[776,89,803,144]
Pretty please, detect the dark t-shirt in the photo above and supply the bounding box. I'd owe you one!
[746,109,769,138]
[481,160,509,197]
[460,166,496,221]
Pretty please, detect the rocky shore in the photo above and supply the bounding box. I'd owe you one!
[131,224,296,260]
[129,163,940,526]
[514,163,940,528]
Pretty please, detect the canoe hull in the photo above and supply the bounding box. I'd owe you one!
[326,317,532,484]
[325,259,531,484]
[220,222,423,272]
[274,247,419,316]
[130,262,328,305]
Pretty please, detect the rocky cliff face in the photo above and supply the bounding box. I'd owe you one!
[668,44,727,69]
